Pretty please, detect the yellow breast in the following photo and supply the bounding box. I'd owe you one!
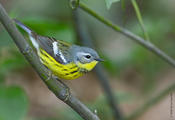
[38,49,82,80]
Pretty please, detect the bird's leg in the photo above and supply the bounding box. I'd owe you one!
[46,71,71,102]
[46,70,53,81]
[55,78,71,102]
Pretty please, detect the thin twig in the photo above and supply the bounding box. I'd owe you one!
[79,3,175,68]
[170,92,173,120]
[0,3,100,120]
[131,0,150,41]
[72,10,123,120]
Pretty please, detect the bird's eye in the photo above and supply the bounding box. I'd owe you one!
[85,55,91,59]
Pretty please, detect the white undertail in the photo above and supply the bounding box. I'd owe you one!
[29,36,39,51]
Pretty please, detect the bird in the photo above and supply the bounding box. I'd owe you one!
[14,19,103,80]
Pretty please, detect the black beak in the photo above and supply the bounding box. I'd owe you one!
[95,58,104,62]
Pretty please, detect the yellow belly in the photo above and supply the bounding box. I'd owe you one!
[39,49,83,80]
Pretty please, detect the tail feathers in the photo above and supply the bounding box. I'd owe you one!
[13,19,39,50]
[13,19,33,35]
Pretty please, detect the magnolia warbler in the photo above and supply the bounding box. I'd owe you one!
[14,19,103,80]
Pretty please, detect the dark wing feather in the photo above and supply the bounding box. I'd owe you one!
[36,35,72,64]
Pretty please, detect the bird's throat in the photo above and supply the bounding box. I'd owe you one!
[77,61,98,72]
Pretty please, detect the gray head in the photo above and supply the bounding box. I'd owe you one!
[70,45,103,64]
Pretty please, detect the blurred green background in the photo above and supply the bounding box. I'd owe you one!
[0,0,175,120]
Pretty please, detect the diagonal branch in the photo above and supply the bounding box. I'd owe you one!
[0,3,100,120]
[72,10,123,120]
[126,82,175,120]
[79,3,175,68]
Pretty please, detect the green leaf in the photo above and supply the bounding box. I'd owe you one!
[0,86,28,120]
[105,0,120,9]
[121,0,125,10]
